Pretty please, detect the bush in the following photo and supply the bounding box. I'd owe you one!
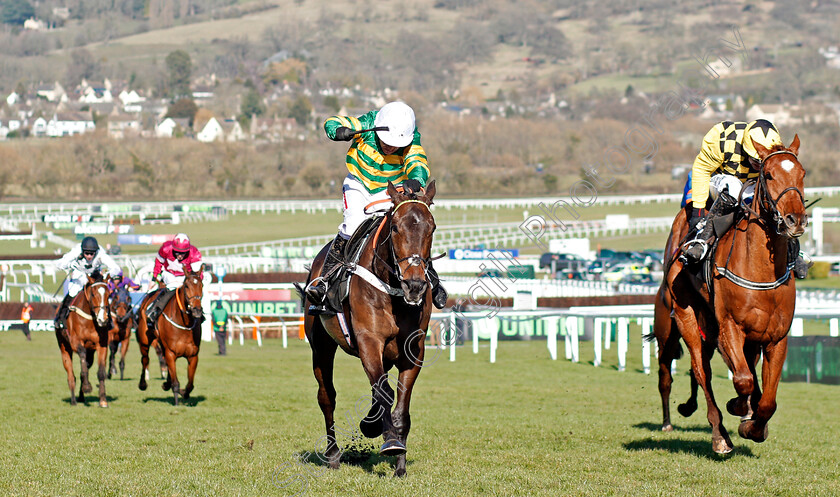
[807,261,831,279]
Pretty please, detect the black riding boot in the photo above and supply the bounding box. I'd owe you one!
[427,263,448,309]
[305,234,348,305]
[54,294,73,330]
[683,193,737,263]
[146,290,173,329]
[789,238,813,279]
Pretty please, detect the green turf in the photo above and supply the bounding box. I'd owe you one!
[0,332,838,496]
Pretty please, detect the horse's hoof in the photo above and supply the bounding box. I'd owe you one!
[82,384,93,394]
[182,392,190,400]
[394,467,406,478]
[677,402,697,418]
[138,381,147,391]
[162,382,171,391]
[738,420,769,443]
[726,398,748,417]
[359,419,384,439]
[712,438,734,454]
[661,423,674,432]
[380,439,406,456]
[329,460,340,470]
[99,401,109,408]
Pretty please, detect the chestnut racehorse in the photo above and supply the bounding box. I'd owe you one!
[652,136,807,454]
[108,286,133,380]
[299,180,437,477]
[143,266,205,406]
[56,273,112,407]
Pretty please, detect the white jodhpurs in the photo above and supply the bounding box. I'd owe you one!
[338,175,391,240]
[710,174,754,204]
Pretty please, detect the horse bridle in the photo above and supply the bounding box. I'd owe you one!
[111,288,132,324]
[752,149,805,236]
[180,275,203,315]
[375,199,443,295]
[85,281,111,324]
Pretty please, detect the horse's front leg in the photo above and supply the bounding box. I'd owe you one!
[96,342,109,408]
[58,341,77,406]
[671,300,732,454]
[182,355,198,399]
[137,329,150,391]
[119,334,130,380]
[357,337,403,456]
[717,320,753,419]
[391,363,422,477]
[739,338,787,443]
[77,346,93,402]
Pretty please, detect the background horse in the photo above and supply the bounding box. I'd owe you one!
[108,286,133,380]
[153,266,205,406]
[136,284,168,391]
[56,272,112,407]
[652,136,807,454]
[300,180,436,477]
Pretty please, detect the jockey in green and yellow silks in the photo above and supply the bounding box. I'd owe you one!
[305,102,447,311]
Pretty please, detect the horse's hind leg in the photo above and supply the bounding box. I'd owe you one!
[677,369,699,418]
[154,340,168,379]
[309,320,340,469]
[77,346,93,401]
[182,355,198,400]
[163,348,180,406]
[653,297,680,431]
[108,340,118,379]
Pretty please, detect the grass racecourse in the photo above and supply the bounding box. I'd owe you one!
[1,332,839,496]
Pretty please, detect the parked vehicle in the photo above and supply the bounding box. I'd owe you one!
[619,273,657,285]
[539,253,587,271]
[602,263,650,283]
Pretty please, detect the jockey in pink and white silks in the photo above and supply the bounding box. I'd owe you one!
[144,233,203,329]
[53,236,121,330]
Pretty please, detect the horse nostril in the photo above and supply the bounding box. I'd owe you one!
[785,214,798,227]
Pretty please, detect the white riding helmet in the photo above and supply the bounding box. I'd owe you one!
[374,101,416,148]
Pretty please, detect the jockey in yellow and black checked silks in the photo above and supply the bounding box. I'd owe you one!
[690,120,782,209]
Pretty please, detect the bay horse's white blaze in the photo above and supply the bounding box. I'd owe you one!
[96,286,107,324]
[781,159,794,172]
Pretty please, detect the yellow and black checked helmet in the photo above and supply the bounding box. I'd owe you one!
[741,119,783,160]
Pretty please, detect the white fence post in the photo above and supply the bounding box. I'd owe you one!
[641,317,652,374]
[617,317,628,372]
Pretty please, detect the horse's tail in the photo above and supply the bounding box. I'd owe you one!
[642,332,684,359]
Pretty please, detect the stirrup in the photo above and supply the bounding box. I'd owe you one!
[681,239,708,261]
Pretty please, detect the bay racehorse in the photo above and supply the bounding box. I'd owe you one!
[146,266,205,406]
[652,135,806,453]
[299,180,436,477]
[56,272,112,407]
[108,286,133,380]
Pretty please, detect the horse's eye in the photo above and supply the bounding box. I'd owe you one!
[391,225,398,233]
[765,172,773,181]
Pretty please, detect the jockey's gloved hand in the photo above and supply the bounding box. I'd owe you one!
[688,207,706,232]
[334,127,355,141]
[402,179,423,194]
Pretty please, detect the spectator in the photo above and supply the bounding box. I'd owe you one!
[211,301,229,356]
[20,301,33,341]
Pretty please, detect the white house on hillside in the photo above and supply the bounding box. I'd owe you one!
[46,112,95,137]
[196,117,224,142]
[155,117,190,138]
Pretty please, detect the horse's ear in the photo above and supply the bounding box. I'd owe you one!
[751,136,771,161]
[423,180,436,205]
[789,134,800,156]
[199,263,205,273]
[386,181,400,200]
[87,274,95,284]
